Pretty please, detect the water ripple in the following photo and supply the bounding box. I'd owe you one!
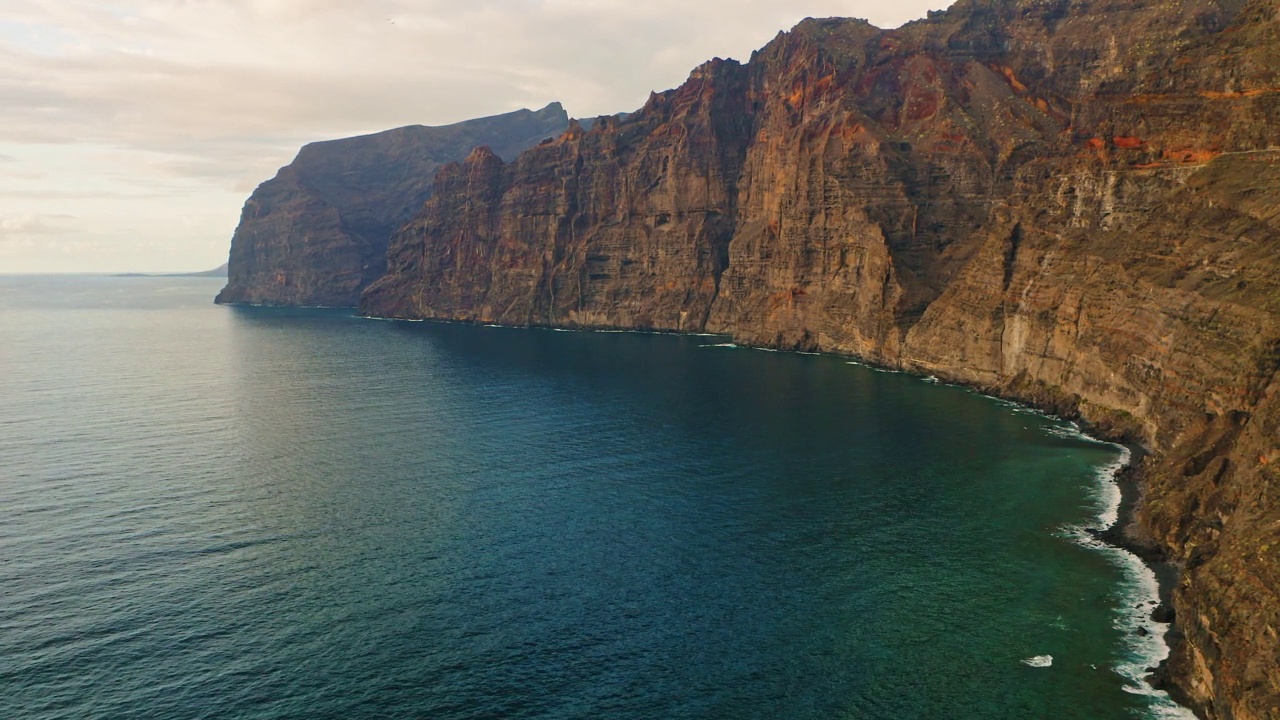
[0,276,1185,720]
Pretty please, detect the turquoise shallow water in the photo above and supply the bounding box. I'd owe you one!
[0,276,1189,719]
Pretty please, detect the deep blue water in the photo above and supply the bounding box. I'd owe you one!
[0,276,1192,719]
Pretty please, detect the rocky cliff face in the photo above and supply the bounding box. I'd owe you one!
[361,1,1280,717]
[363,62,753,330]
[214,103,569,307]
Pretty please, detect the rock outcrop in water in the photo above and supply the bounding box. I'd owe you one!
[360,2,1280,717]
[214,103,569,307]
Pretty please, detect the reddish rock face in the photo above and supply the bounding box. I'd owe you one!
[214,103,569,307]
[363,60,751,330]
[361,2,1280,716]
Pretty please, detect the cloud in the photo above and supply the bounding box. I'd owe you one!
[0,212,78,236]
[3,1,952,153]
[0,0,953,271]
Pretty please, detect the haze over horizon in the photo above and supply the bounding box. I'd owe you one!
[1,1,952,274]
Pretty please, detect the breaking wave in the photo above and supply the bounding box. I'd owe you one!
[1050,422,1198,720]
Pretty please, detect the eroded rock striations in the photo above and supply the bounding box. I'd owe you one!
[361,1,1280,717]
[215,103,569,306]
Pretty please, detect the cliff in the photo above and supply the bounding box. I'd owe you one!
[214,103,569,306]
[361,1,1280,717]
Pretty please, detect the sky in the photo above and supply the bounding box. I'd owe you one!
[1,1,952,273]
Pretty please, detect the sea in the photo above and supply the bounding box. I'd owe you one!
[0,275,1196,719]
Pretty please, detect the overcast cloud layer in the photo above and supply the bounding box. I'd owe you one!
[1,0,951,273]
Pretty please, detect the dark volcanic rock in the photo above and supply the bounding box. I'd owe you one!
[361,2,1280,717]
[214,103,569,306]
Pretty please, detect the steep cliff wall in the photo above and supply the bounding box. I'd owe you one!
[362,62,753,330]
[215,103,569,307]
[361,2,1280,717]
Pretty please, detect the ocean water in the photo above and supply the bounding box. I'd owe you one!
[0,276,1193,719]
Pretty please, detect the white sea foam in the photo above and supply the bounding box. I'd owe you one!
[709,345,780,352]
[843,359,905,374]
[1022,655,1054,668]
[845,361,901,373]
[361,315,426,323]
[969,392,1051,418]
[1045,422,1125,528]
[1049,424,1198,720]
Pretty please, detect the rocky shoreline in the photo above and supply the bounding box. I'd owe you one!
[1099,450,1194,711]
